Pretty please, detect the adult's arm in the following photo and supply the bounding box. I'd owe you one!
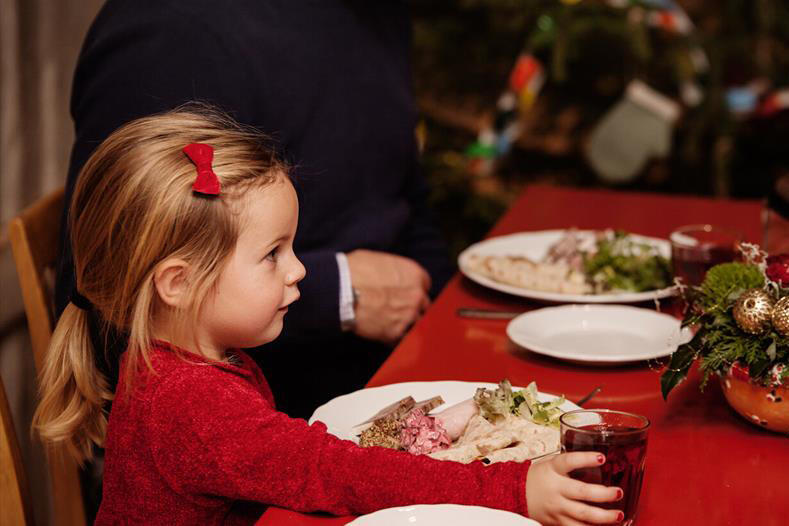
[394,162,455,299]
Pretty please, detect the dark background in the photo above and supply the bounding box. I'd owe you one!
[408,0,789,258]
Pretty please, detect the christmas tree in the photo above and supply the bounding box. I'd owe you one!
[410,0,789,256]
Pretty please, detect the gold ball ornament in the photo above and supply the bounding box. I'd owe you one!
[733,289,775,335]
[772,296,789,337]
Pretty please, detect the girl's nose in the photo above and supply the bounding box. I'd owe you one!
[287,258,306,285]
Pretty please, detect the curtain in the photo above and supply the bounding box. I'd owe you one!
[1,0,104,523]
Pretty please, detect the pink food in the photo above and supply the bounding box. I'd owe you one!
[433,398,479,440]
[400,409,451,455]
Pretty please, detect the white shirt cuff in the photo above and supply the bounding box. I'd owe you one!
[335,252,355,329]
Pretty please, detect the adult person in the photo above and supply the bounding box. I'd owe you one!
[56,0,453,419]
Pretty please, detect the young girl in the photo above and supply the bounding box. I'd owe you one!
[33,108,623,525]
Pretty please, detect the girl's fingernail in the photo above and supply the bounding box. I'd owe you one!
[616,488,623,500]
[617,511,625,522]
[597,454,605,464]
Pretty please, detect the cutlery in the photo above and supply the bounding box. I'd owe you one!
[456,307,522,320]
[574,386,602,407]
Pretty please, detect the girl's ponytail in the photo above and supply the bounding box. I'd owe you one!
[32,303,112,464]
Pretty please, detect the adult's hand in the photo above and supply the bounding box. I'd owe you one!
[346,249,431,344]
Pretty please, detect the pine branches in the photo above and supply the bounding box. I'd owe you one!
[661,261,788,399]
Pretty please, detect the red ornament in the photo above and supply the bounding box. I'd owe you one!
[508,54,542,93]
[766,254,789,286]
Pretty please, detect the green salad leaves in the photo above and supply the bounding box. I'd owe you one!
[584,230,672,293]
[474,379,566,428]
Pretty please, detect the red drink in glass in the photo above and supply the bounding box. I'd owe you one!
[671,244,738,286]
[670,224,742,286]
[560,410,650,526]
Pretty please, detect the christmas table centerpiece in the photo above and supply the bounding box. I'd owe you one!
[661,245,789,433]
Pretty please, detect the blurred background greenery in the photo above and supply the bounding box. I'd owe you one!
[408,0,789,258]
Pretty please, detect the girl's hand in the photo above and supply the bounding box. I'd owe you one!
[526,452,623,526]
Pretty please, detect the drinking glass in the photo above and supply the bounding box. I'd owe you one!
[560,409,650,526]
[670,224,742,287]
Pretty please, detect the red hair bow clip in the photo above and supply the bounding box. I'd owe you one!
[183,143,221,195]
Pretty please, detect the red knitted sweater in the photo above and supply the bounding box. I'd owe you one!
[94,342,530,525]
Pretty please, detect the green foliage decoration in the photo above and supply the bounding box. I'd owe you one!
[661,261,788,400]
[697,263,765,312]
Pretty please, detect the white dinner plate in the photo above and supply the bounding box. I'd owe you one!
[309,380,581,443]
[458,230,676,303]
[506,305,692,364]
[347,504,539,525]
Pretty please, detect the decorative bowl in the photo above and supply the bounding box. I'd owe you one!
[720,363,789,434]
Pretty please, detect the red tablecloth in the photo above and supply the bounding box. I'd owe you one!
[259,185,788,526]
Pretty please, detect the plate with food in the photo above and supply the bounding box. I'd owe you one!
[309,380,580,465]
[458,229,676,303]
[506,304,692,364]
[347,504,539,525]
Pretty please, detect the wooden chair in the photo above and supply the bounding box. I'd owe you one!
[1,374,35,525]
[8,188,87,526]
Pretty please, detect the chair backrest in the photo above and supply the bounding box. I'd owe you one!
[0,374,35,526]
[8,188,87,526]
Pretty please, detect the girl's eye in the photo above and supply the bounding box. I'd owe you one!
[263,247,278,262]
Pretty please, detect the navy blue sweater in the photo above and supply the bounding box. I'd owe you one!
[56,0,452,417]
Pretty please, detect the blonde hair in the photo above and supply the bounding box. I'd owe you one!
[33,105,287,463]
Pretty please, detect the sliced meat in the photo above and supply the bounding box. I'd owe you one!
[433,398,479,441]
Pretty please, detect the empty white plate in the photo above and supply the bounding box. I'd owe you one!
[506,305,691,364]
[347,504,539,525]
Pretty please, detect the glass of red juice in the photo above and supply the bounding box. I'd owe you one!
[670,224,742,287]
[560,409,650,526]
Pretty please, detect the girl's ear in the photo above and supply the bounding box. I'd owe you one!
[153,258,191,308]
